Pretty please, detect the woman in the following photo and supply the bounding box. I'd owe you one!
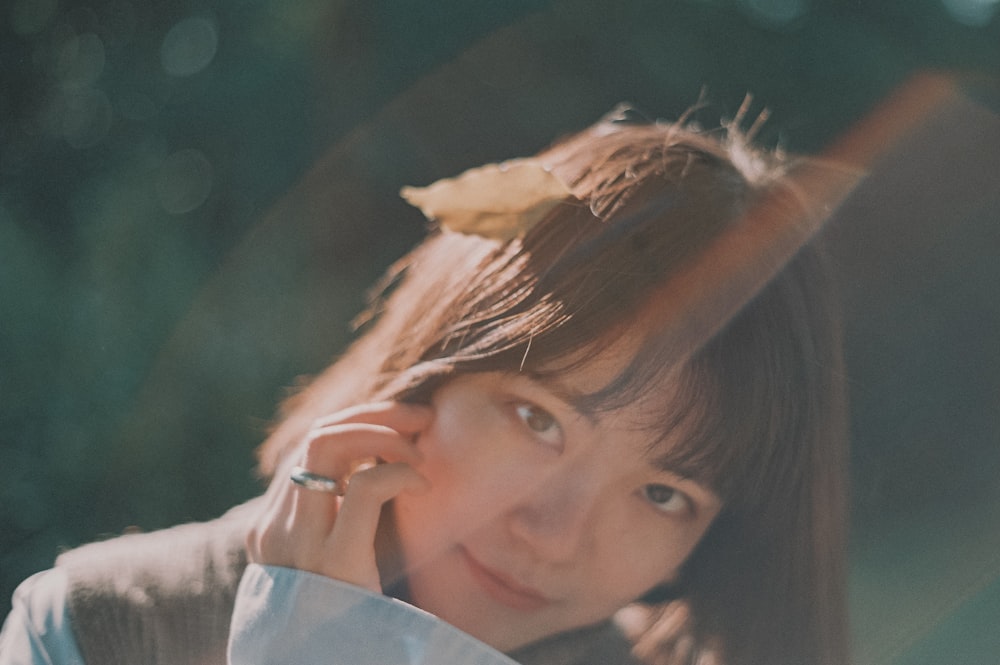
[2,107,849,665]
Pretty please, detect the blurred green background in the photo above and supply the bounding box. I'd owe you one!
[1,1,998,662]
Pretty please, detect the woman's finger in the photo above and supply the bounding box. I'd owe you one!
[290,422,423,538]
[248,400,433,584]
[301,423,424,477]
[322,462,430,591]
[287,402,431,530]
[310,401,432,436]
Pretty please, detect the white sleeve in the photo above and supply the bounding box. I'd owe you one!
[228,564,520,665]
[0,569,86,665]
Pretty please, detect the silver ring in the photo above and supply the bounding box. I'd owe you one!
[290,465,346,495]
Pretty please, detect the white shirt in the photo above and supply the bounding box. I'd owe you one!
[0,564,519,665]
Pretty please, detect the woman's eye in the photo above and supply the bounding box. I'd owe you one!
[642,484,689,515]
[514,403,563,450]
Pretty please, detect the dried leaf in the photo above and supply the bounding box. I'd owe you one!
[400,158,573,241]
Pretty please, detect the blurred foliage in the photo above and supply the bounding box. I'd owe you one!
[1,0,999,662]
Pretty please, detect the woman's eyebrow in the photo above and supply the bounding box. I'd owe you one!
[650,454,698,478]
[650,458,722,506]
[525,373,600,425]
[647,447,716,489]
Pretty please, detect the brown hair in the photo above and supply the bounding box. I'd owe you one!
[257,108,848,665]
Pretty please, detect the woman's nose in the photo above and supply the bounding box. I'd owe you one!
[504,468,603,563]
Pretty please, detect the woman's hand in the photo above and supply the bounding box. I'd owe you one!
[246,401,432,593]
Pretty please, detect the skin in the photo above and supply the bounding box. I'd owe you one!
[247,343,721,653]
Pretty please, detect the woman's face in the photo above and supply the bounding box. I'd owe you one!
[392,346,722,652]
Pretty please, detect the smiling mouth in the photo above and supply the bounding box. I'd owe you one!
[459,546,552,612]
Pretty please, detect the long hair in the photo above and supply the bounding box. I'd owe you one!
[257,109,849,665]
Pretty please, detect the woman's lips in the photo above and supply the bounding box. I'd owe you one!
[459,546,552,612]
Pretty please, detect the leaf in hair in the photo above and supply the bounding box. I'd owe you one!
[400,159,573,241]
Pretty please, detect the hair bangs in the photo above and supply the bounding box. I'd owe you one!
[526,326,767,504]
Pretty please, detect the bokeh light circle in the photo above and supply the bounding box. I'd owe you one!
[942,0,999,26]
[56,33,106,88]
[160,16,218,77]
